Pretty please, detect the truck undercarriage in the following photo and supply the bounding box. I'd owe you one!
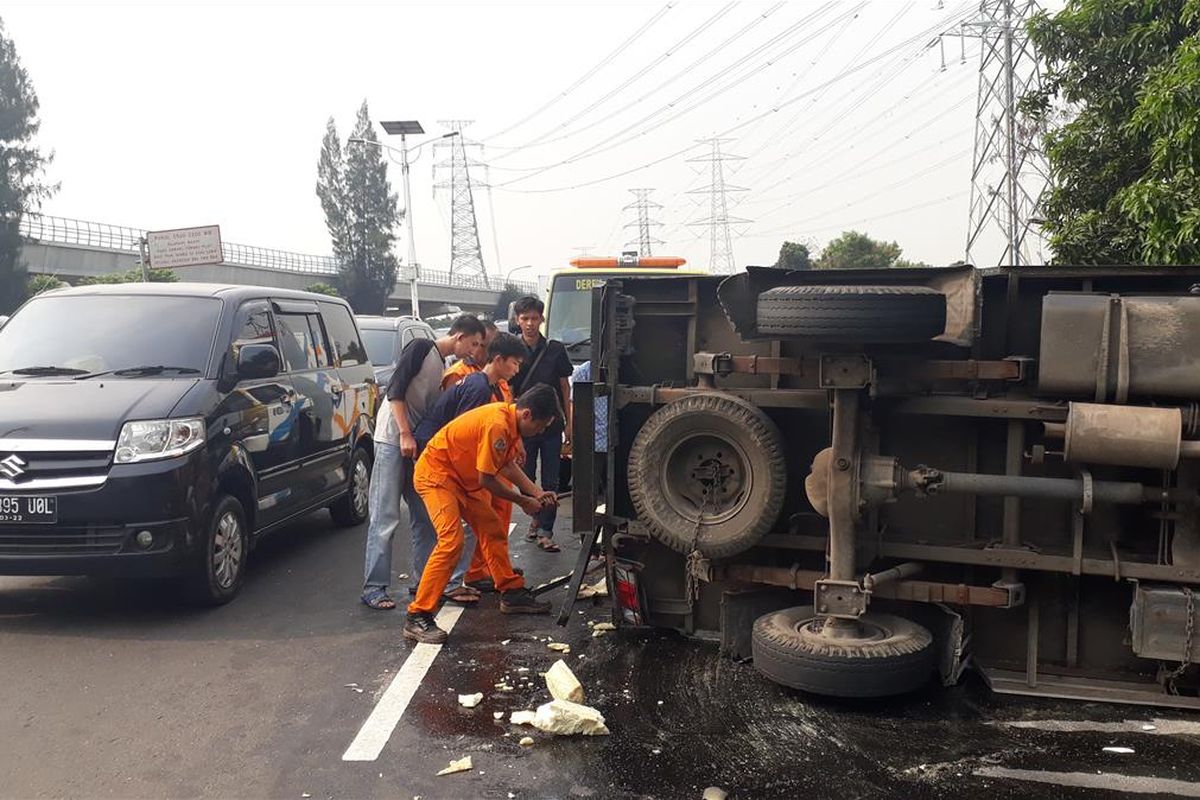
[577,265,1200,709]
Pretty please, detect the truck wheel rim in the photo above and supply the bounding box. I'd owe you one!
[213,511,244,589]
[351,459,369,518]
[661,431,752,525]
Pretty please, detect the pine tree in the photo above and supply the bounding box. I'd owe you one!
[0,19,56,313]
[315,101,399,314]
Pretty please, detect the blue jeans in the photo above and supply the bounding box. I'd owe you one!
[362,442,437,594]
[522,421,563,538]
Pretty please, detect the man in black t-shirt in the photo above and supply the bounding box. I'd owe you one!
[509,295,573,552]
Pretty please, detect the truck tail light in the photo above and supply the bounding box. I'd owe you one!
[613,561,644,626]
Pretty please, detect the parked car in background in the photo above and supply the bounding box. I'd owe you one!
[355,315,436,387]
[0,283,378,605]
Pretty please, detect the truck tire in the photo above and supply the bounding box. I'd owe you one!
[752,608,935,698]
[628,392,786,559]
[756,285,946,341]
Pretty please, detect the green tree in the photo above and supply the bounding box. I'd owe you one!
[815,230,904,270]
[0,19,56,314]
[1027,0,1200,264]
[773,240,812,270]
[493,282,525,322]
[315,101,400,314]
[26,273,64,295]
[78,267,177,285]
[305,282,341,297]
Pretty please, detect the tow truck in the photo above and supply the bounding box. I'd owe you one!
[570,264,1200,708]
[544,252,690,366]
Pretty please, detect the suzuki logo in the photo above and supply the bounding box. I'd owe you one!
[0,454,26,479]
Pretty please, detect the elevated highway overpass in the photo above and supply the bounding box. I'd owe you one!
[18,214,535,317]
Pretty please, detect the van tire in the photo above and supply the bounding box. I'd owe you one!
[627,392,786,559]
[183,495,249,607]
[330,446,372,527]
[752,608,935,698]
[756,285,946,341]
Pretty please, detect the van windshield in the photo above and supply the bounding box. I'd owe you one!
[547,273,618,346]
[0,294,222,377]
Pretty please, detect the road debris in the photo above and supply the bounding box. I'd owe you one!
[510,710,537,725]
[493,711,505,720]
[519,736,535,747]
[458,692,484,708]
[545,659,585,703]
[501,639,511,646]
[547,642,571,653]
[529,699,610,736]
[702,788,728,800]
[436,756,473,776]
[398,573,409,579]
[1102,746,1135,755]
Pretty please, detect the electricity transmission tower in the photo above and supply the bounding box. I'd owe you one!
[433,120,489,286]
[623,188,664,256]
[687,139,750,274]
[957,0,1049,267]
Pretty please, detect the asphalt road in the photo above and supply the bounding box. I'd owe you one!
[3,501,1200,800]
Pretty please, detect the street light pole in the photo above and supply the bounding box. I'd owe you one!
[398,131,421,318]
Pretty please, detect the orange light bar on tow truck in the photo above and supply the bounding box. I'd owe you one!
[569,255,687,269]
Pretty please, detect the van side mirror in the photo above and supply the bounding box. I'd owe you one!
[237,344,281,380]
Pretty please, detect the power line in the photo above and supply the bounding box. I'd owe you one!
[493,4,977,195]
[493,2,848,187]
[490,3,740,161]
[480,3,676,142]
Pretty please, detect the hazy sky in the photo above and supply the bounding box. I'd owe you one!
[4,1,1042,280]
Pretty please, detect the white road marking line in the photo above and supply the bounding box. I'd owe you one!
[976,767,1200,797]
[341,604,465,762]
[999,718,1200,736]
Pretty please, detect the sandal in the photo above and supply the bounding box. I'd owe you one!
[536,536,561,553]
[442,585,481,604]
[361,588,396,610]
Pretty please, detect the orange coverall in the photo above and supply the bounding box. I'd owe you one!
[409,402,526,615]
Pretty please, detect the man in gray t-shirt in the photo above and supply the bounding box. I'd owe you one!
[362,315,486,610]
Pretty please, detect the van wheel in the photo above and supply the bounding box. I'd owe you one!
[330,447,372,527]
[627,392,786,559]
[756,285,946,341]
[752,608,935,698]
[183,495,248,606]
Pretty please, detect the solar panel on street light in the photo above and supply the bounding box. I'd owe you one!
[380,120,424,136]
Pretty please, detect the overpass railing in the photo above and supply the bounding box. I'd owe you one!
[18,213,537,293]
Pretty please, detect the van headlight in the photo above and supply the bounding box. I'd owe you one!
[115,418,206,464]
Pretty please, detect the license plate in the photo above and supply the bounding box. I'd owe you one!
[0,495,57,524]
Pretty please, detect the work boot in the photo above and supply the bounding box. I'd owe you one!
[403,612,448,643]
[499,587,551,615]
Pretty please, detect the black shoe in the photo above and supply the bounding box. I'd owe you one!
[500,588,551,615]
[403,612,448,643]
[467,566,524,594]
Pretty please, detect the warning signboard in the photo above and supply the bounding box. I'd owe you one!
[147,225,223,269]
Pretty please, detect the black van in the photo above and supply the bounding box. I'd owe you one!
[0,283,378,604]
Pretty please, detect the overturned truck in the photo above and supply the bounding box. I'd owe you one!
[573,265,1200,708]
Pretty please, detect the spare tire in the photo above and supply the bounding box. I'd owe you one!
[757,284,946,341]
[628,392,786,559]
[752,608,935,698]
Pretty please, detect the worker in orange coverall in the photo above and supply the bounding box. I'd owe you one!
[403,384,561,643]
